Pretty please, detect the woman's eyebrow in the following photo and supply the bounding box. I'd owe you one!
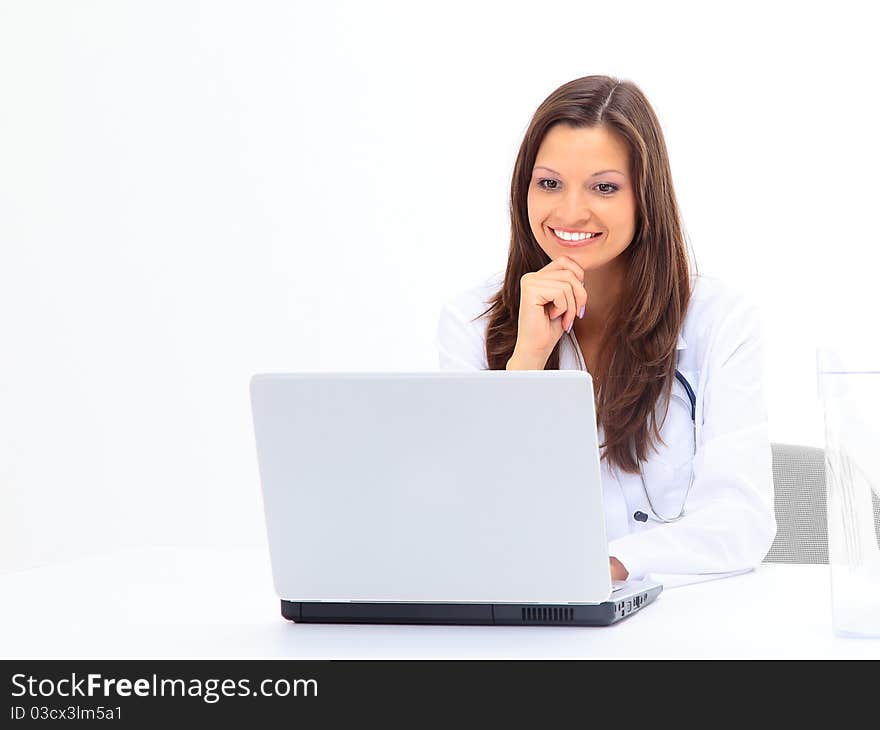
[533,165,625,177]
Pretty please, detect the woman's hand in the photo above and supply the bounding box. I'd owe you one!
[509,256,588,369]
[610,556,629,581]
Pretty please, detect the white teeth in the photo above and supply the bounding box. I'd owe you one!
[552,228,599,241]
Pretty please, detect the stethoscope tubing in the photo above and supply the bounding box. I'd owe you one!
[642,369,696,523]
[567,331,697,523]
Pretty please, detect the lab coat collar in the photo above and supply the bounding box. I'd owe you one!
[677,333,687,350]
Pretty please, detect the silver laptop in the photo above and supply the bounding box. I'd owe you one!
[249,371,662,626]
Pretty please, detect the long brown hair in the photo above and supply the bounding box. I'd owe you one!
[478,75,693,475]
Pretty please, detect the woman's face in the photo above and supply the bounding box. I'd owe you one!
[527,124,637,271]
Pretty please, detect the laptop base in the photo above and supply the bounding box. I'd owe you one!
[281,585,661,626]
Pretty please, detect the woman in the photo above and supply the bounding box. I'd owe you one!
[436,75,777,583]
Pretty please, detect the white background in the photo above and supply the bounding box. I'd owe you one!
[1,0,877,573]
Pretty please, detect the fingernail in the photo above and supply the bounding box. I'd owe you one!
[578,306,585,319]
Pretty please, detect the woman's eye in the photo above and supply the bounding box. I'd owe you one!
[536,179,618,195]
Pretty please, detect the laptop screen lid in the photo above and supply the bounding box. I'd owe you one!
[250,371,612,605]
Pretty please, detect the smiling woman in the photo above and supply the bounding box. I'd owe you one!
[484,76,692,476]
[436,74,777,583]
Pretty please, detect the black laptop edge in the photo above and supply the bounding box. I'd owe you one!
[280,584,662,626]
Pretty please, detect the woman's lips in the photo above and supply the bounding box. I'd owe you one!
[550,228,604,247]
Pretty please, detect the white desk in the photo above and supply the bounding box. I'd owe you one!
[1,546,878,659]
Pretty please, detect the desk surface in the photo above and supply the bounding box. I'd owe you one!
[1,546,878,659]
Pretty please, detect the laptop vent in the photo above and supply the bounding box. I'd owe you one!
[521,606,575,624]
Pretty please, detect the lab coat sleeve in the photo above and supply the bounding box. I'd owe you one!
[607,299,777,581]
[436,301,489,371]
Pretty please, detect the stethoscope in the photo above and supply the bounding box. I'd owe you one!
[567,331,697,524]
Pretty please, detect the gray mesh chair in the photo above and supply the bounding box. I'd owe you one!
[763,442,880,564]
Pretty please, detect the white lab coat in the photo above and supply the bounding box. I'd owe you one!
[436,270,777,586]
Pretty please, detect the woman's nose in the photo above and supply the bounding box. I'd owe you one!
[559,192,594,222]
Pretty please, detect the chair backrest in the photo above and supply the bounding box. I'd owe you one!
[764,442,880,564]
[764,443,828,563]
